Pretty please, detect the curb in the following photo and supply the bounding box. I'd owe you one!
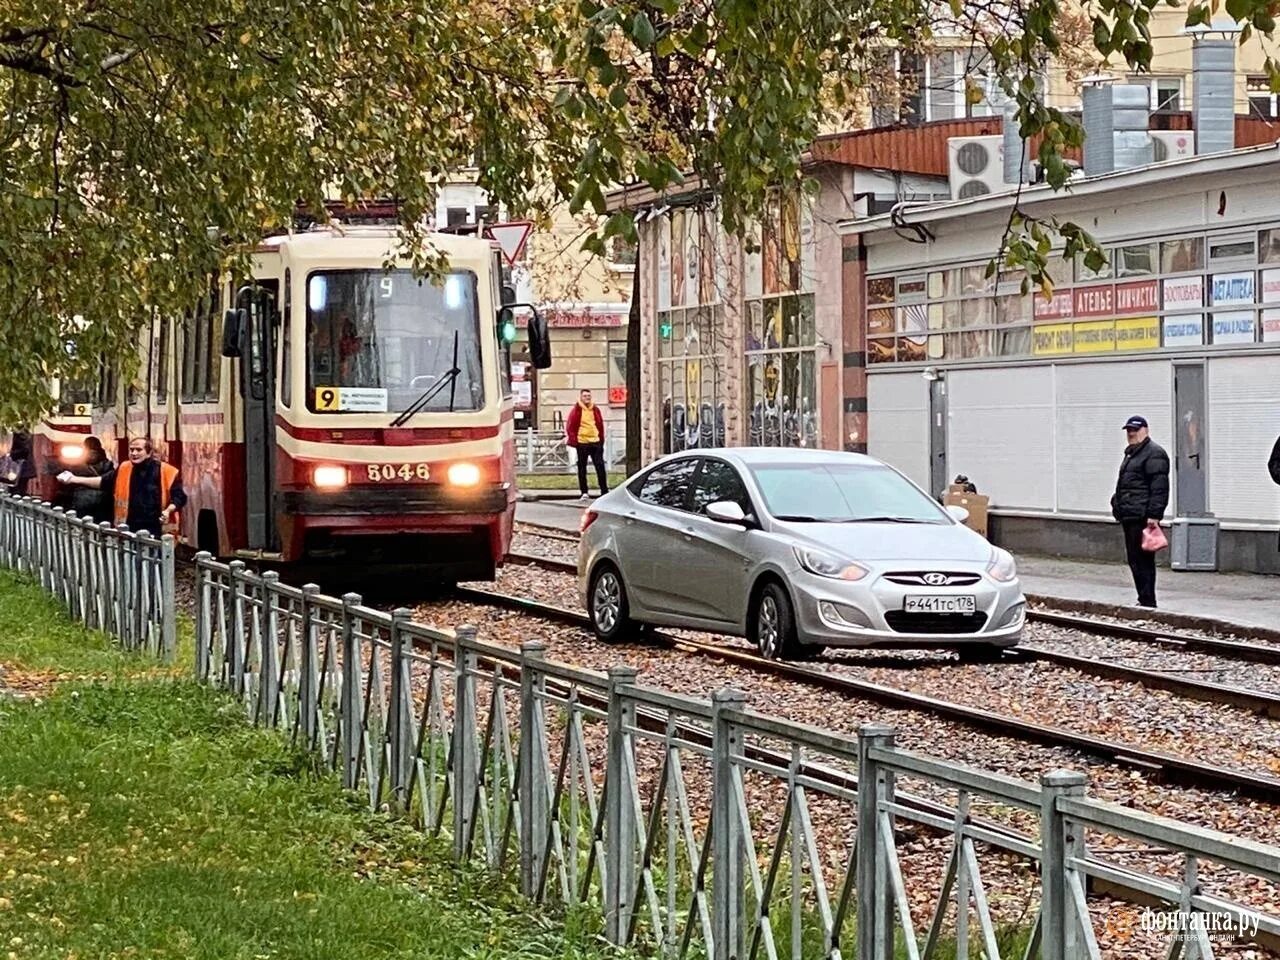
[1027,592,1280,644]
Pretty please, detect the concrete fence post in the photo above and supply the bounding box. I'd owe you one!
[605,664,640,944]
[298,584,322,748]
[260,572,282,725]
[160,535,176,662]
[340,592,364,791]
[453,624,480,861]
[1040,770,1089,960]
[519,640,549,899]
[858,723,898,960]
[711,687,749,960]
[387,607,415,813]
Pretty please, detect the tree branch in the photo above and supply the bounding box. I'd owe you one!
[0,51,83,86]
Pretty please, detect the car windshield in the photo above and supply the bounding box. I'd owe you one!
[306,269,484,413]
[750,462,950,523]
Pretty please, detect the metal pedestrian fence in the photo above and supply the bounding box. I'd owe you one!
[194,551,1280,960]
[0,493,176,659]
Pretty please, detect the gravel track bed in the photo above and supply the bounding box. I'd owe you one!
[1026,627,1280,696]
[413,592,1280,953]
[1029,602,1280,652]
[174,556,1280,955]
[511,531,578,565]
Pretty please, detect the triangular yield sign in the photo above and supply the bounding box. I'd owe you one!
[485,221,534,267]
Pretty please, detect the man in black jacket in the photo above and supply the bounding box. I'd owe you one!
[1111,416,1170,608]
[1270,435,1280,548]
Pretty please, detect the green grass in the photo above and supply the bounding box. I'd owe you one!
[0,574,618,960]
[518,473,626,491]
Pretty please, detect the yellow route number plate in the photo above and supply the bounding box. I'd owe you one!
[366,463,431,483]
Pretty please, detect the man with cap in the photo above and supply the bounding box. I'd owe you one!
[1110,416,1170,608]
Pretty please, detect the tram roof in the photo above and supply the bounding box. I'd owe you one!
[254,225,496,263]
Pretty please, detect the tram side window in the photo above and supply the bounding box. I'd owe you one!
[96,356,118,407]
[494,252,512,399]
[154,315,170,404]
[180,290,222,403]
[280,270,292,407]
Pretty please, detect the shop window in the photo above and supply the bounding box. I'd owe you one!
[657,306,725,455]
[607,341,627,404]
[1259,229,1280,265]
[1074,249,1114,282]
[1160,237,1204,273]
[1116,243,1156,277]
[608,236,638,269]
[1209,235,1256,263]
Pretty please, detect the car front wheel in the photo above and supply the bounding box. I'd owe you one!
[754,582,800,661]
[589,564,635,643]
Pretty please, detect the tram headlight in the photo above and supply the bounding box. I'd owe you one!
[447,462,481,487]
[313,465,348,490]
[59,443,85,463]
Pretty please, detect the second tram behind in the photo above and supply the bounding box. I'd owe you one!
[94,226,550,579]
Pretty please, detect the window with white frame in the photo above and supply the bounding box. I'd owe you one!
[1248,76,1279,119]
[1127,75,1182,113]
[868,48,1004,126]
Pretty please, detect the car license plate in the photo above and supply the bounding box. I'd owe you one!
[904,595,976,614]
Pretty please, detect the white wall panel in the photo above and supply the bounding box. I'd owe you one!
[1054,361,1172,515]
[868,372,930,491]
[947,368,1055,510]
[1208,356,1280,523]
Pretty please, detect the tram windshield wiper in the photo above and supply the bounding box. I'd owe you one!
[390,330,461,427]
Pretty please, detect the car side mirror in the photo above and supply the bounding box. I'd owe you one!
[706,501,748,525]
[945,504,970,524]
[221,309,245,358]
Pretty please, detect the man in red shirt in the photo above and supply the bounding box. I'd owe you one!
[566,388,608,501]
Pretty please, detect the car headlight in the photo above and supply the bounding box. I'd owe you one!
[795,547,869,581]
[447,462,481,487]
[313,465,348,489]
[987,547,1017,583]
[59,443,85,463]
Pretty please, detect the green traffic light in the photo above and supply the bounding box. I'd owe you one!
[659,322,672,339]
[501,320,517,343]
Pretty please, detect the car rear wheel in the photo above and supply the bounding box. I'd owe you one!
[589,564,635,643]
[754,582,800,661]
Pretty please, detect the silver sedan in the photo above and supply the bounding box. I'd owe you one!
[578,448,1025,660]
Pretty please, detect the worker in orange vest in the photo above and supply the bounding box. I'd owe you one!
[58,437,187,537]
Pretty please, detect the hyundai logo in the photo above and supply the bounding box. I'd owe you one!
[922,572,948,586]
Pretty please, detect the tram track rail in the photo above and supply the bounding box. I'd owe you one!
[460,574,1280,806]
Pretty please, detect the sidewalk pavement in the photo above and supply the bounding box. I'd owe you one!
[514,501,1279,637]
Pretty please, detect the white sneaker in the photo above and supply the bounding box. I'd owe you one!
[579,493,591,502]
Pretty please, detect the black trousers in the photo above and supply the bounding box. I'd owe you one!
[1121,520,1157,608]
[575,443,608,495]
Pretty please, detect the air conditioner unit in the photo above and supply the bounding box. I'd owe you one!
[947,136,1007,200]
[1150,130,1195,162]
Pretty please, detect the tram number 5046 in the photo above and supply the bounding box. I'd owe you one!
[366,463,431,482]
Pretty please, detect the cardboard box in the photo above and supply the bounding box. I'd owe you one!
[944,492,990,539]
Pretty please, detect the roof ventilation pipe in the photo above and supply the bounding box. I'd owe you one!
[1002,100,1033,184]
[1112,84,1153,170]
[1190,27,1238,155]
[1081,82,1115,176]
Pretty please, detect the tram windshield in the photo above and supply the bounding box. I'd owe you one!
[54,378,93,417]
[305,269,485,414]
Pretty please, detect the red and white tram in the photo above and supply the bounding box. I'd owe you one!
[94,225,550,580]
[31,378,95,502]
